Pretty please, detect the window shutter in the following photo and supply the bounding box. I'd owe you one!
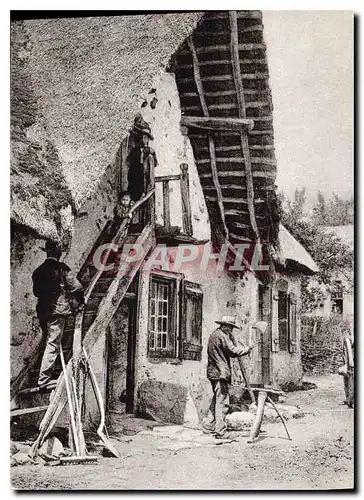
[289,292,298,353]
[181,281,203,361]
[271,288,279,352]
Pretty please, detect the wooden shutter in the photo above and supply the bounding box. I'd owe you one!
[181,281,203,361]
[289,292,298,353]
[271,287,279,352]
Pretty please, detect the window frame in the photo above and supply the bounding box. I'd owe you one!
[148,273,179,358]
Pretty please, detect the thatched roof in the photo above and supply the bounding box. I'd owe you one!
[277,224,318,274]
[11,13,204,243]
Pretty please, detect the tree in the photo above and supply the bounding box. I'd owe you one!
[278,190,354,313]
[312,191,353,226]
[312,191,327,226]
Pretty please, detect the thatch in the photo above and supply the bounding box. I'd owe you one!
[11,13,204,243]
[276,224,319,274]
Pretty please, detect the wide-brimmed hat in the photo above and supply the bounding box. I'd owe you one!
[215,315,240,329]
[40,240,62,253]
[132,115,154,140]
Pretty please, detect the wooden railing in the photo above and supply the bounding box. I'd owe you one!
[155,163,193,236]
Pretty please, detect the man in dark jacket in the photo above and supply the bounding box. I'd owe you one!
[204,316,252,437]
[32,240,84,387]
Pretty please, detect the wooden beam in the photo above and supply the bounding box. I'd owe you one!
[178,42,266,56]
[205,195,270,207]
[204,187,266,201]
[229,10,260,242]
[155,174,181,182]
[181,89,261,98]
[177,58,267,69]
[179,73,268,85]
[181,115,254,132]
[197,157,277,166]
[187,36,209,116]
[11,406,49,417]
[187,36,229,241]
[180,163,193,236]
[83,224,154,353]
[200,144,274,152]
[199,171,276,180]
[163,181,171,231]
[205,11,262,20]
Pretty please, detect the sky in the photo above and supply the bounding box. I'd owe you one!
[262,11,353,208]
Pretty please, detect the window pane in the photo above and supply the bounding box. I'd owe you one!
[162,317,167,332]
[149,277,175,356]
[162,333,167,348]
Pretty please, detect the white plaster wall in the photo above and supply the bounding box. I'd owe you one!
[139,72,210,242]
[133,245,260,417]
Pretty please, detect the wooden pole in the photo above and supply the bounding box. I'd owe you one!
[163,180,171,231]
[247,390,267,443]
[267,396,292,441]
[237,356,256,404]
[180,164,193,236]
[30,192,156,458]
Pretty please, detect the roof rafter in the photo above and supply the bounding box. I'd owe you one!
[187,35,229,241]
[229,10,260,243]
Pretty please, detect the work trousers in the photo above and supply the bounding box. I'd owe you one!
[205,379,230,436]
[38,316,66,386]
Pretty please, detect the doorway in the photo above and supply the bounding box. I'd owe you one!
[106,297,137,414]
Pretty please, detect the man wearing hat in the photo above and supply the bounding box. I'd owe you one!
[32,240,84,387]
[127,114,157,204]
[204,315,252,438]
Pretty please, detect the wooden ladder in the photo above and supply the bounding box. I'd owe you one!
[12,189,156,457]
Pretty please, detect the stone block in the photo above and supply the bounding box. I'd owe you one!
[225,412,255,430]
[11,451,35,466]
[137,381,189,425]
[10,442,18,456]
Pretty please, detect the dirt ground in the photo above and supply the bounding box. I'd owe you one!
[11,374,354,490]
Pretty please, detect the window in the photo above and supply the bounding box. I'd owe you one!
[181,281,203,361]
[148,273,203,360]
[278,290,289,351]
[148,275,177,358]
[331,281,343,314]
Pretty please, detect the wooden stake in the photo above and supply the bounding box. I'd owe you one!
[248,390,267,443]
